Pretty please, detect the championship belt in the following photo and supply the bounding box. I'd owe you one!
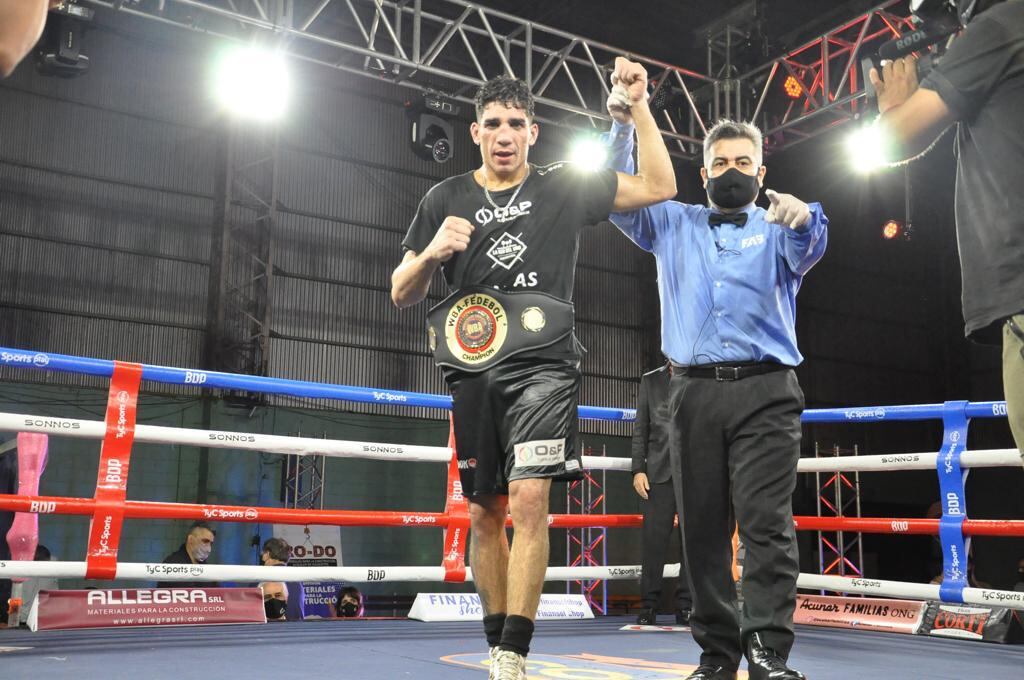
[426,287,575,372]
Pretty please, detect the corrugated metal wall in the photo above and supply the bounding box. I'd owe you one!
[0,11,656,433]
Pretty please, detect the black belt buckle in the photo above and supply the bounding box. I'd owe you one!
[714,365,740,381]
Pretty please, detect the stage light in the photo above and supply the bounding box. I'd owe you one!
[845,123,891,174]
[410,114,453,164]
[212,46,290,122]
[783,75,802,99]
[882,219,903,240]
[569,137,608,172]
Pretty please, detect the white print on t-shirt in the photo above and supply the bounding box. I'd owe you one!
[513,438,566,469]
[486,232,528,270]
[513,272,538,287]
[475,200,533,227]
[741,234,766,249]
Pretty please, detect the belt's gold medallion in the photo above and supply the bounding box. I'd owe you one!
[520,306,546,333]
[444,293,509,365]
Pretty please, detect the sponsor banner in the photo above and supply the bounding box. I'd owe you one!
[29,588,265,631]
[793,595,927,634]
[272,524,343,618]
[919,602,1023,643]
[408,593,593,622]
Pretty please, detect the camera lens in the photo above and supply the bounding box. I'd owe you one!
[432,138,451,164]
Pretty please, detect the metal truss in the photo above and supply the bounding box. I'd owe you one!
[566,441,608,614]
[744,1,914,154]
[206,120,280,386]
[83,1,914,161]
[814,443,865,590]
[285,438,327,509]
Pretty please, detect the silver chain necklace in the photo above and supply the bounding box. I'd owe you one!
[483,168,529,211]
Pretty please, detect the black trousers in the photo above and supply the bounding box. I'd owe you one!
[669,368,803,670]
[640,480,691,610]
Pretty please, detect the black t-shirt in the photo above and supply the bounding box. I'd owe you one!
[920,0,1024,341]
[402,162,618,301]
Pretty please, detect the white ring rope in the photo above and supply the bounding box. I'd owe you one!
[4,411,1023,612]
[2,561,1021,611]
[1,412,1020,473]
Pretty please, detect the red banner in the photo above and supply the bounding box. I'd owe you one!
[31,588,266,631]
[85,361,143,579]
[794,594,927,634]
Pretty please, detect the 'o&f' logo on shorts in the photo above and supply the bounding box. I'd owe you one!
[513,438,566,469]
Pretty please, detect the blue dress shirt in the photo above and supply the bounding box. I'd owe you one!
[604,121,828,366]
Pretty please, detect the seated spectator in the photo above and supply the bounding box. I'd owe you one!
[259,581,288,622]
[336,586,363,618]
[1014,558,1024,592]
[17,544,58,625]
[156,521,219,588]
[260,537,304,620]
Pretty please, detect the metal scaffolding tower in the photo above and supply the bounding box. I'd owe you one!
[566,441,608,614]
[285,433,327,510]
[814,442,864,591]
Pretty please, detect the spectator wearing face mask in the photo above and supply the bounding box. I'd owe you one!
[260,581,288,621]
[260,537,304,620]
[336,586,363,618]
[156,522,220,588]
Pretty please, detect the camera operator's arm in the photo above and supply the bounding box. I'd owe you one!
[0,0,59,78]
[869,55,955,162]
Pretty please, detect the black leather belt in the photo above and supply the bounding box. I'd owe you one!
[670,361,790,381]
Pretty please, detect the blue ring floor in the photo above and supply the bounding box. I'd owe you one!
[1,616,1021,679]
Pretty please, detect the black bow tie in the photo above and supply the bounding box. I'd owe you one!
[708,212,748,227]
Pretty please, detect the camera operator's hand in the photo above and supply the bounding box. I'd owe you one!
[870,55,920,114]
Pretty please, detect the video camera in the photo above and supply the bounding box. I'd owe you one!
[862,0,988,96]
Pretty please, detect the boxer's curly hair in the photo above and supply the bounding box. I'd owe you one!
[474,76,535,121]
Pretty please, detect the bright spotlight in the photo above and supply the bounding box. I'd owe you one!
[845,123,890,174]
[881,219,903,240]
[213,46,290,122]
[570,138,608,172]
[783,75,802,99]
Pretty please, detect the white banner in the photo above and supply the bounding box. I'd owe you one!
[408,592,594,622]
[272,524,343,618]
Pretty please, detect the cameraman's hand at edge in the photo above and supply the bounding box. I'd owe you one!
[870,55,919,114]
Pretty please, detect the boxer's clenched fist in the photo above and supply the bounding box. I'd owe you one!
[424,216,474,262]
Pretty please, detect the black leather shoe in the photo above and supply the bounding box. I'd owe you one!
[684,664,737,680]
[746,633,807,680]
[636,607,657,625]
[675,609,691,626]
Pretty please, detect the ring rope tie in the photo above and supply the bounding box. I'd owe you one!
[84,361,142,580]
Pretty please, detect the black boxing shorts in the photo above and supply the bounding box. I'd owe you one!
[445,356,583,497]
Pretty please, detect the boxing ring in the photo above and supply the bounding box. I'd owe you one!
[0,346,1022,679]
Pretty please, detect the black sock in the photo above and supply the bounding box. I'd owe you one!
[498,614,534,656]
[483,612,507,648]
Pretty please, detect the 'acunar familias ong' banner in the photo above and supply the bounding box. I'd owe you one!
[794,594,927,634]
[28,588,266,631]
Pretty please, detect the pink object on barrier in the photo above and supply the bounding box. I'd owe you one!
[5,433,49,572]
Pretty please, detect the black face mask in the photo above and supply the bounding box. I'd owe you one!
[339,601,359,617]
[706,167,760,210]
[265,598,287,620]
